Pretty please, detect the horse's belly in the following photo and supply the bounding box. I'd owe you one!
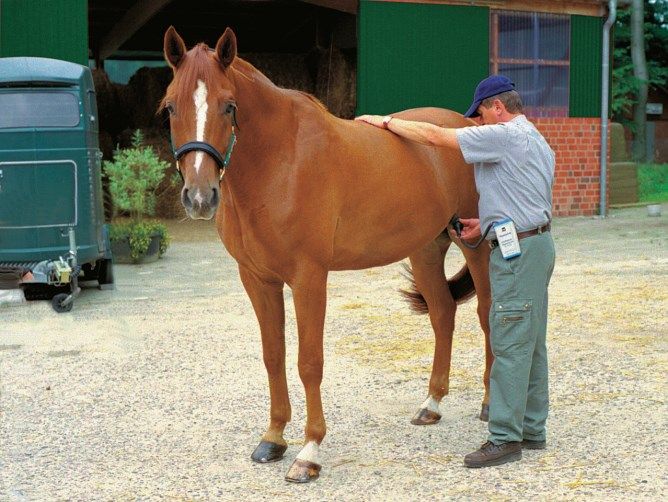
[330,211,446,270]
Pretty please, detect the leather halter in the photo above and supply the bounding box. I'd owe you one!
[172,107,238,181]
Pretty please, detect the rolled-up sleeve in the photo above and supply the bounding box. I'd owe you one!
[456,124,509,164]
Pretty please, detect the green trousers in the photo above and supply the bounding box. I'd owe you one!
[487,232,555,445]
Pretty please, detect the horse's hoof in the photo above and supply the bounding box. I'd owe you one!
[479,403,489,422]
[411,407,442,426]
[251,440,287,463]
[285,459,321,483]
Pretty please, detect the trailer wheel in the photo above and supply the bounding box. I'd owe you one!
[51,293,73,313]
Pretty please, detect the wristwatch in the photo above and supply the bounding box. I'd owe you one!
[382,116,393,129]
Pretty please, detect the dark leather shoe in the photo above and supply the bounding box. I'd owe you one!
[464,441,522,468]
[521,439,546,450]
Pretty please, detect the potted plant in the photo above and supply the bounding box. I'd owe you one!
[103,130,174,264]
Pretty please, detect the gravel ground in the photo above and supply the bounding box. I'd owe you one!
[1,205,666,501]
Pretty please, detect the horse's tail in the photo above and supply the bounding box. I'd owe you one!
[400,263,476,314]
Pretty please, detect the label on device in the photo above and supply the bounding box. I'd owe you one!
[494,219,521,260]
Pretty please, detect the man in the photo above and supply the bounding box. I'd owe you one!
[355,75,556,468]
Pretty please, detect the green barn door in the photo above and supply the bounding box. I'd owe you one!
[357,1,489,115]
[0,0,88,65]
[569,15,604,118]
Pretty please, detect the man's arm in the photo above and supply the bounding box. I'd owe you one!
[355,114,460,149]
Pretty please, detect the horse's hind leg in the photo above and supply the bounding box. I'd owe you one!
[238,266,291,463]
[408,239,457,426]
[459,244,492,421]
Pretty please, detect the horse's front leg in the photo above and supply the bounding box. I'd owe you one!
[285,265,328,483]
[408,240,457,426]
[238,265,291,463]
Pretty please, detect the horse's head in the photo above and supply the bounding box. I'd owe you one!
[162,26,238,220]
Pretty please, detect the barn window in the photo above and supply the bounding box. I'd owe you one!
[490,11,570,117]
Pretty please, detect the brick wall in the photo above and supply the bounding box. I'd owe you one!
[533,117,607,216]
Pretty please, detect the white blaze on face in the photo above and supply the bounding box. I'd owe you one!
[193,79,208,174]
[296,441,321,465]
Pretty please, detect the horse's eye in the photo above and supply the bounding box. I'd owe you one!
[225,102,237,115]
[166,103,175,115]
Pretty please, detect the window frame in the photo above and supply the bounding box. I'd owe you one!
[490,10,571,117]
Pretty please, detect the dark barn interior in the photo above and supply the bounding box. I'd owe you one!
[87,0,358,217]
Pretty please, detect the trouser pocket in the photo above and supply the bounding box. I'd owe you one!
[491,299,533,356]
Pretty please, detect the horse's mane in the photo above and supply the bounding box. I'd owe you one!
[295,91,328,113]
[231,58,329,113]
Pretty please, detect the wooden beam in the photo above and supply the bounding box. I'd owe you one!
[99,0,175,61]
[376,1,607,17]
[299,0,358,15]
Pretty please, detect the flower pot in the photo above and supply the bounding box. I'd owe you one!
[111,234,162,264]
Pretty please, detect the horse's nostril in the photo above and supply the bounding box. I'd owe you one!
[181,188,193,209]
[210,187,219,207]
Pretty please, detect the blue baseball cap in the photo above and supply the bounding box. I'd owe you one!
[464,75,516,118]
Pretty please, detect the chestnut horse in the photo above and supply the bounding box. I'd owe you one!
[162,26,492,483]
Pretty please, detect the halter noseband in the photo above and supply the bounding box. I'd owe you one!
[173,131,236,180]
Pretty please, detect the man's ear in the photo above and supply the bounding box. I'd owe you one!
[164,26,187,69]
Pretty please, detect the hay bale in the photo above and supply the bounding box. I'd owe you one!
[609,161,638,205]
[123,66,173,129]
[92,69,126,137]
[98,130,114,162]
[140,129,183,220]
[242,52,315,93]
[610,122,631,162]
[155,172,184,220]
[314,47,357,119]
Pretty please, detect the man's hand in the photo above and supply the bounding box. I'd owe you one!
[354,114,385,128]
[458,218,481,241]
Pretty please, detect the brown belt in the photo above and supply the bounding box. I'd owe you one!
[490,223,551,249]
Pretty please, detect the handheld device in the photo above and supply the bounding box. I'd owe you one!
[493,219,521,259]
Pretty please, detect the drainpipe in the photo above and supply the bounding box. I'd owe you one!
[600,0,617,218]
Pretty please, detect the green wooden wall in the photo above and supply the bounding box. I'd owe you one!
[358,1,606,118]
[569,15,604,118]
[357,1,489,115]
[0,0,88,66]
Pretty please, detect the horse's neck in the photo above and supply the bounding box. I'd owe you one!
[219,60,299,206]
[224,59,330,205]
[231,59,293,131]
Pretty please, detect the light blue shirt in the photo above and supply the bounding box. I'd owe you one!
[455,115,555,237]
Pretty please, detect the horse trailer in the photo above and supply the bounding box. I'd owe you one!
[0,56,113,312]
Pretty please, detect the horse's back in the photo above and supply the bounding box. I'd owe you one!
[393,107,474,129]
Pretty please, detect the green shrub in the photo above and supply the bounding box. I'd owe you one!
[637,163,668,203]
[103,130,171,222]
[103,130,174,261]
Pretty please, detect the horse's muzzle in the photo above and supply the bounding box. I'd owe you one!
[181,186,219,220]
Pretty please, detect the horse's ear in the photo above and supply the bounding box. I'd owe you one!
[164,26,187,69]
[215,28,237,70]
